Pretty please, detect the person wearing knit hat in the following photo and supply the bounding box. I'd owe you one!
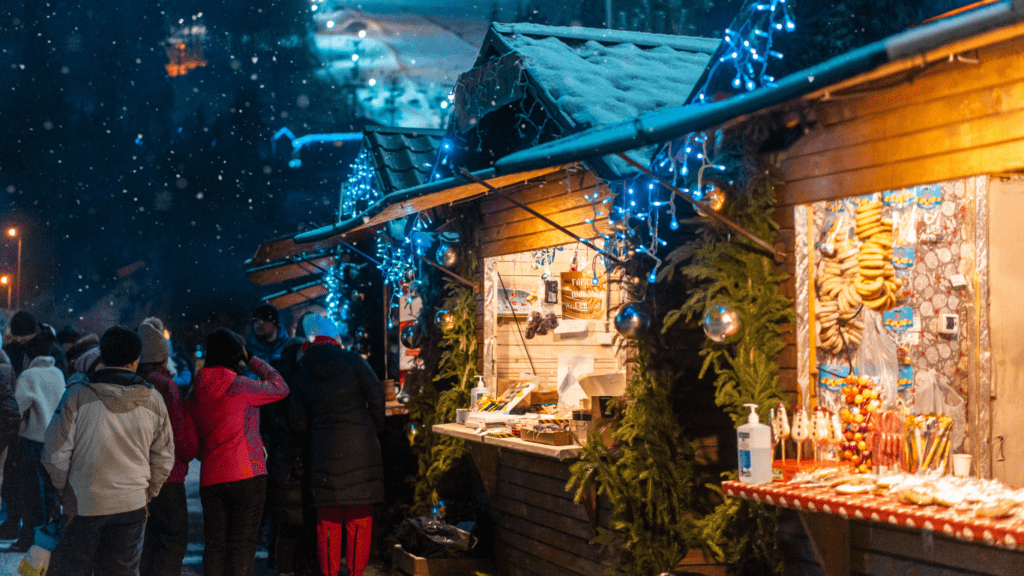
[245,303,292,364]
[185,327,288,576]
[138,323,170,366]
[136,323,197,576]
[43,325,174,574]
[10,331,66,551]
[3,311,68,378]
[291,315,385,576]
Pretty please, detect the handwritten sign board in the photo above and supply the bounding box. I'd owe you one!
[560,271,604,320]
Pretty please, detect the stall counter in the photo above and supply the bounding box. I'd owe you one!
[724,480,1024,576]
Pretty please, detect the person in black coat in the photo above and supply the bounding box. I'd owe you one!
[289,315,385,576]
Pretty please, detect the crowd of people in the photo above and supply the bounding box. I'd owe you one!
[0,304,387,576]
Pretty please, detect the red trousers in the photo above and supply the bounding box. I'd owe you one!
[316,505,372,576]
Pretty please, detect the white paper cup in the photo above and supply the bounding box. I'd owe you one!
[952,453,972,477]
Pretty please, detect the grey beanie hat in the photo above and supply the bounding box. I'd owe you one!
[138,322,170,364]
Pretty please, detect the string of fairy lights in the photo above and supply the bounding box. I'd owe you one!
[318,0,796,322]
[342,149,382,217]
[588,0,795,283]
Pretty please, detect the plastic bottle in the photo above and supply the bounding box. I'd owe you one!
[737,403,772,484]
[470,376,489,407]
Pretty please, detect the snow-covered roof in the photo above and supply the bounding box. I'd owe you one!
[485,23,719,179]
[363,126,444,195]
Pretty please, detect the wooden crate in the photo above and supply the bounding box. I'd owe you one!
[391,544,491,576]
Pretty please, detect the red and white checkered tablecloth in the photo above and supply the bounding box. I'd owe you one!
[722,480,1024,551]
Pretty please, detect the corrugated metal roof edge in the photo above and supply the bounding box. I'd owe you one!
[494,1,1024,175]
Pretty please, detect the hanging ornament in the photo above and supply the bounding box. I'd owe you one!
[400,322,424,350]
[396,389,411,405]
[702,303,741,342]
[436,243,458,269]
[404,422,418,445]
[614,302,652,339]
[435,309,455,332]
[705,184,726,212]
[403,269,416,283]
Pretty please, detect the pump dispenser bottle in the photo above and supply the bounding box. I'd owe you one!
[737,403,772,484]
[470,376,489,407]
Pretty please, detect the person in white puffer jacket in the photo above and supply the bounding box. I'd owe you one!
[9,338,65,551]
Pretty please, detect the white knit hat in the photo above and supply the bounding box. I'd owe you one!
[303,314,339,340]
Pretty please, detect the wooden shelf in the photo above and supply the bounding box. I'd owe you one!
[433,423,583,461]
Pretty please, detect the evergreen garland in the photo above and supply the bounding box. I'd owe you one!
[411,281,477,514]
[406,207,481,516]
[569,124,791,575]
[567,346,701,576]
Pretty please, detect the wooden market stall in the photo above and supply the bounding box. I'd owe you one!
[291,22,732,576]
[489,3,1024,575]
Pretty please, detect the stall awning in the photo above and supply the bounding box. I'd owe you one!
[261,278,328,310]
[245,251,335,287]
[494,1,1024,175]
[292,165,564,245]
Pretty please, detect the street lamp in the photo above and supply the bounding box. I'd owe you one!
[7,228,20,309]
[0,276,8,309]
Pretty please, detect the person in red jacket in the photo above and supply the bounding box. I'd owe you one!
[137,321,198,576]
[186,328,289,576]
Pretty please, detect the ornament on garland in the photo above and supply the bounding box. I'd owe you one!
[436,242,458,269]
[703,182,727,212]
[400,322,425,350]
[615,302,652,339]
[702,303,741,342]
[435,309,455,332]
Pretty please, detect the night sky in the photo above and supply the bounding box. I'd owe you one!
[0,0,972,350]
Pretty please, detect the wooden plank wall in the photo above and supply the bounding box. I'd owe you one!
[489,249,623,390]
[776,509,1024,576]
[772,204,800,406]
[478,168,613,258]
[779,33,1024,206]
[492,450,617,576]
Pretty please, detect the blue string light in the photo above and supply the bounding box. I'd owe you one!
[342,149,381,217]
[376,214,432,321]
[583,0,794,284]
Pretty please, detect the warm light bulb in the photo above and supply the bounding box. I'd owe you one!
[6,228,15,237]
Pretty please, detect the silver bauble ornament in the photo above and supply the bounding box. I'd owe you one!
[400,322,424,349]
[436,243,458,269]
[396,390,411,405]
[435,309,455,332]
[702,304,741,342]
[614,302,651,339]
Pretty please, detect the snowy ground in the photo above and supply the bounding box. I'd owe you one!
[0,465,388,576]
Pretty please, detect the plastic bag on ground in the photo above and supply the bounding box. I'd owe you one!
[396,516,478,559]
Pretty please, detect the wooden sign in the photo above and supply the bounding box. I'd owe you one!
[560,271,604,320]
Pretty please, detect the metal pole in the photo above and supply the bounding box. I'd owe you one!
[5,280,9,309]
[15,236,21,309]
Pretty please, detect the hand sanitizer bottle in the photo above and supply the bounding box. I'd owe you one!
[470,376,489,407]
[738,403,772,484]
